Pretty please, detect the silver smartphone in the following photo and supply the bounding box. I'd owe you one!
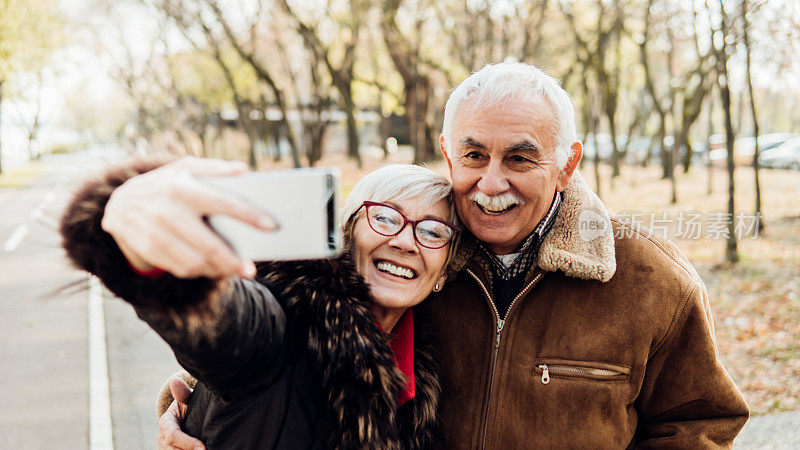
[202,168,342,261]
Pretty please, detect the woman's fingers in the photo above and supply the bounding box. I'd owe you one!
[179,182,279,231]
[157,408,205,450]
[102,156,276,279]
[159,377,205,450]
[169,377,193,417]
[156,208,245,278]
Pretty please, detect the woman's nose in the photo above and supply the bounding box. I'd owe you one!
[388,223,419,253]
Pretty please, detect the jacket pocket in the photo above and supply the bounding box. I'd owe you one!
[533,359,630,384]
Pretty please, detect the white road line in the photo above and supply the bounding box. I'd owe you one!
[3,224,29,252]
[30,206,44,221]
[43,190,57,206]
[89,277,115,450]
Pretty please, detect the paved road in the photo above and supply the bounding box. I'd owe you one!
[0,150,178,449]
[1,150,797,449]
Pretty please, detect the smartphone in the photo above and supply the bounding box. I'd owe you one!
[202,168,342,261]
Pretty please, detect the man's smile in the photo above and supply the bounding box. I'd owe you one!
[469,191,524,216]
[475,202,518,215]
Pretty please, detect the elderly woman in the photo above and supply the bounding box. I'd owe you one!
[60,157,458,449]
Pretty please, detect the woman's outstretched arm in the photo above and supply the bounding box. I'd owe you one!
[60,156,285,400]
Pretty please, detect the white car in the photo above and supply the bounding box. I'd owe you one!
[759,137,800,170]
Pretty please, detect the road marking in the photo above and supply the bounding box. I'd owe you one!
[43,190,57,206]
[3,224,29,252]
[89,277,115,450]
[30,206,44,221]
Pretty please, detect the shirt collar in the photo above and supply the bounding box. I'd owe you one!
[478,190,563,280]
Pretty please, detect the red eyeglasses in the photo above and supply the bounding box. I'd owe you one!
[359,201,458,249]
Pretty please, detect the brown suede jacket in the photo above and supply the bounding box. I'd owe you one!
[418,171,749,449]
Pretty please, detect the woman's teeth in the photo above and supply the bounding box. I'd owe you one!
[375,261,416,279]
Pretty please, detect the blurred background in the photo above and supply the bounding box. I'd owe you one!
[1,0,798,448]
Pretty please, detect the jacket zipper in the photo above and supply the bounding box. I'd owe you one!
[467,269,543,450]
[537,364,626,384]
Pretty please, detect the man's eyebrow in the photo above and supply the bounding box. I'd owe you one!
[459,137,486,150]
[507,140,542,156]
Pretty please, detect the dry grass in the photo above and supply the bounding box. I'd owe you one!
[261,149,800,415]
[582,163,800,415]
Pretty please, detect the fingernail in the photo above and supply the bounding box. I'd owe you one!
[258,216,279,230]
[241,261,256,278]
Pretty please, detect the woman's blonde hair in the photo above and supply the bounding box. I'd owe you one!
[341,164,459,267]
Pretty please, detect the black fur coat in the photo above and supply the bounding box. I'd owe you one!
[59,159,441,449]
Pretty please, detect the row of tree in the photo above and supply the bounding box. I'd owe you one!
[110,0,794,262]
[0,0,64,173]
[3,0,797,262]
[86,1,795,168]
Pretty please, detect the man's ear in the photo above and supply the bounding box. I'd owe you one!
[556,141,582,192]
[440,135,453,172]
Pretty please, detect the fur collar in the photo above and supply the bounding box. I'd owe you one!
[257,257,440,449]
[448,170,616,283]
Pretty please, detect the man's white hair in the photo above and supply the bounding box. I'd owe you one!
[441,61,578,169]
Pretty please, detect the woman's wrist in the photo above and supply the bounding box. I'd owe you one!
[126,259,165,278]
[117,239,164,277]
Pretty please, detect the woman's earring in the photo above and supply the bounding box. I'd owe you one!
[434,283,441,292]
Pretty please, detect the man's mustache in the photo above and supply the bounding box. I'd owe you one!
[469,191,525,211]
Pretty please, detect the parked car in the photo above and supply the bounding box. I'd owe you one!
[759,137,800,170]
[710,132,799,165]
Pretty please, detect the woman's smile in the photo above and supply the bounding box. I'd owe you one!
[373,259,418,280]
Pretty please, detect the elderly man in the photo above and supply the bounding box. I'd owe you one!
[422,62,748,448]
[159,62,748,448]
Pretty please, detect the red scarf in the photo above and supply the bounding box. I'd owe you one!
[389,309,415,406]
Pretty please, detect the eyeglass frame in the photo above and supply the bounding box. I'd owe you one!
[357,201,459,249]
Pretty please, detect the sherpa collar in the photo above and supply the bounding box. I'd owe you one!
[448,170,616,283]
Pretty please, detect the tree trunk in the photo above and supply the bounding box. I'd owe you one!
[277,0,360,167]
[741,0,763,234]
[670,129,680,204]
[657,113,669,179]
[680,126,693,172]
[720,80,738,263]
[592,116,602,197]
[209,1,301,167]
[661,133,672,179]
[606,109,621,178]
[271,123,282,162]
[715,0,738,263]
[341,87,361,167]
[706,88,714,195]
[406,78,431,164]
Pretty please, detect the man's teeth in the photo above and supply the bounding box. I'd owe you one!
[471,192,521,214]
[477,204,515,215]
[376,261,416,279]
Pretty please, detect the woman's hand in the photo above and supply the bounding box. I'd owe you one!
[102,157,276,280]
[157,377,205,450]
